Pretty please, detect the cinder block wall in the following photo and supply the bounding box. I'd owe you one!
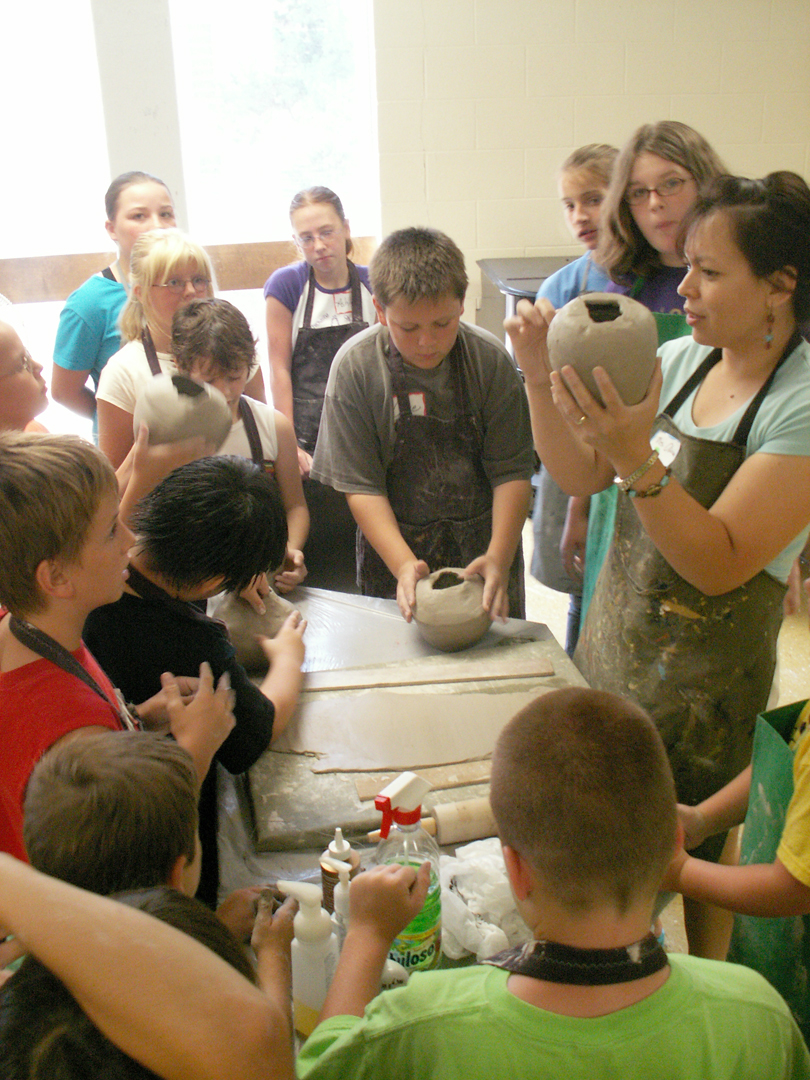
[373,0,810,321]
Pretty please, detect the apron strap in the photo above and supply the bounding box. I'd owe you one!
[663,330,802,447]
[8,615,134,727]
[141,327,162,376]
[238,396,264,466]
[301,261,365,329]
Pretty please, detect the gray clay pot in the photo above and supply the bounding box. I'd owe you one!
[208,590,296,673]
[413,568,490,652]
[132,373,233,449]
[547,292,658,406]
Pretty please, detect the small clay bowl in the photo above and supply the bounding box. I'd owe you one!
[547,292,658,406]
[208,590,297,673]
[413,568,490,652]
[133,373,233,449]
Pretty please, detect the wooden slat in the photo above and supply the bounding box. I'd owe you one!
[0,236,379,304]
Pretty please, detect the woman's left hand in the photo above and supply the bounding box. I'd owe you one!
[550,358,663,477]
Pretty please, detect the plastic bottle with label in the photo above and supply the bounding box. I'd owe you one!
[374,771,442,972]
[276,879,340,1038]
[320,827,360,914]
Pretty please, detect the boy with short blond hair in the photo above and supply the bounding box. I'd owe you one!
[311,227,533,622]
[297,689,809,1080]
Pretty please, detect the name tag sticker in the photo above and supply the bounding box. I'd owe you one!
[393,392,427,420]
[651,430,680,467]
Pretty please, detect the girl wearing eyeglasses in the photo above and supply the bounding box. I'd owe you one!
[264,187,376,589]
[578,124,727,627]
[96,229,216,468]
[51,172,177,439]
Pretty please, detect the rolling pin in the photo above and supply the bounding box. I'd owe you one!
[367,797,496,846]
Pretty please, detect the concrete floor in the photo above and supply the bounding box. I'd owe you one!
[521,519,810,955]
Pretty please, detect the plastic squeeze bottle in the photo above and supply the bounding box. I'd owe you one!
[374,771,442,972]
[320,827,360,913]
[277,880,340,1038]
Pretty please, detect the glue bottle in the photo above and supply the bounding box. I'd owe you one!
[322,856,352,949]
[374,771,442,972]
[277,880,340,1038]
[320,827,360,914]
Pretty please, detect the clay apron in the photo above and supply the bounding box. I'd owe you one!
[357,336,525,618]
[290,260,368,455]
[575,336,799,812]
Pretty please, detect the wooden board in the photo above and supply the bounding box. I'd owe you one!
[354,760,491,801]
[272,689,538,773]
[305,653,553,692]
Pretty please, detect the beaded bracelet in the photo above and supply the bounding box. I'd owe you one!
[615,449,659,492]
[627,467,673,499]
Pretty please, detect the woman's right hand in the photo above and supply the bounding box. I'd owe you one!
[504,299,554,387]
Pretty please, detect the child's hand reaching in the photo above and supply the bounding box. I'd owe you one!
[239,572,271,615]
[162,662,235,781]
[678,803,710,850]
[348,862,431,946]
[274,547,307,593]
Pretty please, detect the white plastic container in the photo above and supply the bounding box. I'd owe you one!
[277,879,340,1038]
[374,772,442,972]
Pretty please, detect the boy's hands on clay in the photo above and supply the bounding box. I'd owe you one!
[259,610,306,670]
[504,299,554,386]
[463,557,508,622]
[240,572,271,615]
[348,862,431,946]
[162,662,236,780]
[396,558,430,621]
[274,547,307,593]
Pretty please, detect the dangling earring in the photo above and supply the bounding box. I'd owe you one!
[765,307,775,348]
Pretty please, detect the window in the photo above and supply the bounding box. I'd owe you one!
[169,0,379,245]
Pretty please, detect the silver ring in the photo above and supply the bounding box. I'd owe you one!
[576,414,587,426]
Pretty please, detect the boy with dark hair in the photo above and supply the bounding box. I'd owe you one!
[311,226,533,621]
[82,455,306,904]
[296,688,810,1079]
[0,432,234,864]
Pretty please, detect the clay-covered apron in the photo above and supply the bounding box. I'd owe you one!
[290,260,368,455]
[575,335,800,812]
[357,336,525,618]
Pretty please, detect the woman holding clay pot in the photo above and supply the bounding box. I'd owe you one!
[51,171,177,438]
[264,186,376,590]
[508,172,810,956]
[571,123,727,626]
